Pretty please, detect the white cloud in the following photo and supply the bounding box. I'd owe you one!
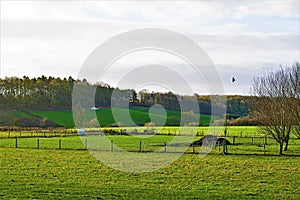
[230,0,300,19]
[0,1,299,95]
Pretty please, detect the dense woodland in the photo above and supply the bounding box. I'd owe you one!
[0,76,74,109]
[0,76,252,117]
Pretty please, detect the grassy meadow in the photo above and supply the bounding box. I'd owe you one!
[0,133,299,155]
[31,106,214,128]
[1,111,299,199]
[0,127,300,199]
[1,146,299,199]
[0,126,260,138]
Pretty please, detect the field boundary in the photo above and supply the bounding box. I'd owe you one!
[1,134,299,157]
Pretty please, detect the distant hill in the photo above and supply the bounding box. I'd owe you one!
[0,76,255,128]
[31,106,214,128]
[0,76,252,118]
[0,109,60,128]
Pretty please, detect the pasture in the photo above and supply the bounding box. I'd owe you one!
[0,126,299,156]
[32,106,214,128]
[0,126,260,138]
[1,127,299,199]
[1,147,299,199]
[0,133,300,155]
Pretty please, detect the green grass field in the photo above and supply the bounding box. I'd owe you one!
[31,106,214,128]
[0,126,265,142]
[0,134,299,155]
[1,126,299,199]
[1,145,299,199]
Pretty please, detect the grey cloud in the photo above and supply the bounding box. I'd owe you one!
[191,34,300,51]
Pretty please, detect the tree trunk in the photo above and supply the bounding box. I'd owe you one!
[279,142,283,155]
[284,140,289,151]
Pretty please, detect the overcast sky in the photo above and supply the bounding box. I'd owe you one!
[1,1,299,95]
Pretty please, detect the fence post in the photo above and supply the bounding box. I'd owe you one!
[19,131,21,137]
[85,139,87,149]
[59,139,61,149]
[233,136,236,145]
[164,142,166,153]
[139,141,142,152]
[111,140,113,151]
[15,138,18,148]
[192,142,195,153]
[223,141,227,154]
[240,131,242,137]
[37,139,39,149]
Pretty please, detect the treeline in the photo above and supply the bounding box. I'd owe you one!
[138,91,251,117]
[0,76,252,117]
[0,76,74,109]
[0,76,133,110]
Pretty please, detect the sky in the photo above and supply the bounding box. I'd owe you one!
[0,1,299,95]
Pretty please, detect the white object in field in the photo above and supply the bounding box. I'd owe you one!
[78,128,86,135]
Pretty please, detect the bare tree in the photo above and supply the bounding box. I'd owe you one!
[252,62,300,155]
[287,63,300,139]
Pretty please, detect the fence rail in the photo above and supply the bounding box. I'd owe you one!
[1,135,299,156]
[0,130,78,138]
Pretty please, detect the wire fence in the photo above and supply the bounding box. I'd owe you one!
[1,134,299,156]
[0,130,78,138]
[0,126,273,139]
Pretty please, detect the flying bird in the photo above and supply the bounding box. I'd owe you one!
[232,77,236,83]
